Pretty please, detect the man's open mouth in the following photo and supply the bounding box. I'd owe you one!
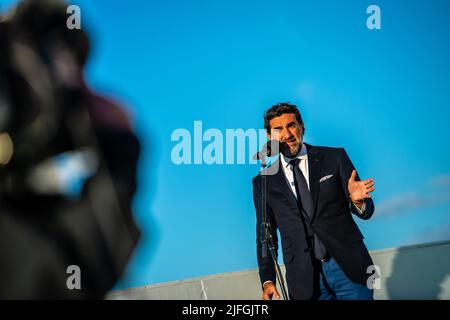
[286,140,297,146]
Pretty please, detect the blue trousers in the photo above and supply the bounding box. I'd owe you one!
[319,257,374,300]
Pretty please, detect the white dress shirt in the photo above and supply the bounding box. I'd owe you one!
[280,143,309,198]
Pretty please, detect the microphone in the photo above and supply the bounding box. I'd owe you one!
[253,139,285,160]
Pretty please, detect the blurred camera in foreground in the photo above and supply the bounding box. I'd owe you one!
[0,0,141,299]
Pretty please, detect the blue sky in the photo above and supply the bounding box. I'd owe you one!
[2,0,450,289]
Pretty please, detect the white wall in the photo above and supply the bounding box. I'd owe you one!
[107,240,450,300]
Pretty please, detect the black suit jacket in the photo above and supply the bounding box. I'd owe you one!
[253,144,375,300]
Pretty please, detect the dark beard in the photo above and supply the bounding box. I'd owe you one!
[281,141,301,158]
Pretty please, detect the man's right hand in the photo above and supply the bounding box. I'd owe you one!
[262,281,281,300]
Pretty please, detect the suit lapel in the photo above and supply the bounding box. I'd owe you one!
[264,147,322,220]
[305,144,322,221]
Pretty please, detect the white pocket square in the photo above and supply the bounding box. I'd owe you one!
[319,174,334,183]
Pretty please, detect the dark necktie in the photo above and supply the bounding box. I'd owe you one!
[289,158,312,217]
[289,158,327,260]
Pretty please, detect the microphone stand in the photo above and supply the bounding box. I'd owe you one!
[260,158,289,300]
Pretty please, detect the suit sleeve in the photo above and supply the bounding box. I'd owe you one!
[253,175,278,288]
[338,148,374,220]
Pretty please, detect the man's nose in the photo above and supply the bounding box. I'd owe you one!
[282,129,293,140]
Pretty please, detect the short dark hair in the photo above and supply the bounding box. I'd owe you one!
[263,102,303,133]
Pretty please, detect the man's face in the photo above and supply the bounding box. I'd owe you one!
[268,113,304,158]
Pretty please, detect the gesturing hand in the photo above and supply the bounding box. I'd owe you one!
[347,170,375,205]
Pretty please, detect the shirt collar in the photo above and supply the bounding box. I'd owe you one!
[281,143,308,168]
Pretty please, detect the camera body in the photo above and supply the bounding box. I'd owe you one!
[0,1,140,299]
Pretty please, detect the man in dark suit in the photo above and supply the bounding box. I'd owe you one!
[253,102,376,300]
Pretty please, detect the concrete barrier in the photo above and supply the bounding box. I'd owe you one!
[107,239,450,300]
